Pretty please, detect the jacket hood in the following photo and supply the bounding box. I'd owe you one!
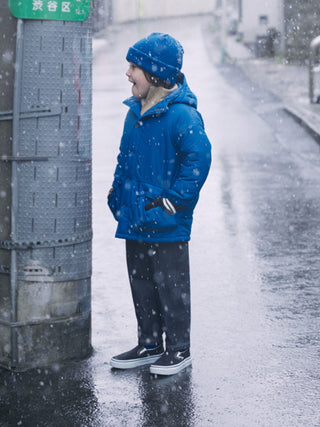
[123,74,197,118]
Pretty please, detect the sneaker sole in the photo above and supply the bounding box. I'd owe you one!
[150,356,192,376]
[110,353,163,369]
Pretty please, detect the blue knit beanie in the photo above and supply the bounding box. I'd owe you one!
[126,32,184,85]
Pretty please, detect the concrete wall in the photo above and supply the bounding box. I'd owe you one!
[284,0,320,61]
[112,0,138,23]
[112,0,216,23]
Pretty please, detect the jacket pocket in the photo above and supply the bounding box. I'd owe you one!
[139,204,177,232]
[132,183,177,233]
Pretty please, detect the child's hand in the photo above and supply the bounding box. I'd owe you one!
[145,197,176,215]
[107,187,114,201]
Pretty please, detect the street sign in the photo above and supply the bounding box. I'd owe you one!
[8,0,90,21]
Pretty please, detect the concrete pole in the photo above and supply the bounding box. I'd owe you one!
[0,1,93,370]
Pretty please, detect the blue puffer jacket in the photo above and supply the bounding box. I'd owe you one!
[108,76,211,242]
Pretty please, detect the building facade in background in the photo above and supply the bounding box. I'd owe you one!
[237,0,282,48]
[235,0,320,61]
[110,0,216,23]
[95,0,320,61]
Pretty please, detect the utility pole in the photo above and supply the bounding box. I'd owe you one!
[221,0,227,63]
[0,0,93,370]
[108,0,113,25]
[138,0,145,20]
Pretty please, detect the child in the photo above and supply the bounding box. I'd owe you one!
[108,32,211,376]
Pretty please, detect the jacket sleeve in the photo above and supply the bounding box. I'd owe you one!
[162,111,212,210]
[112,149,125,185]
[111,113,130,186]
[108,118,129,220]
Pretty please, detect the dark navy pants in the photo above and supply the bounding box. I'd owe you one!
[126,240,191,352]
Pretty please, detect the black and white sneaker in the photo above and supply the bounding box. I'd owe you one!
[150,349,192,376]
[110,345,164,369]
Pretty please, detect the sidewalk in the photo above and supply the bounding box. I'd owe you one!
[223,35,320,142]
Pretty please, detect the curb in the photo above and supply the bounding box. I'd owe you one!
[284,104,320,144]
[227,53,320,144]
[220,32,320,144]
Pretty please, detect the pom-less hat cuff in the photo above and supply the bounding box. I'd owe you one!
[126,47,181,84]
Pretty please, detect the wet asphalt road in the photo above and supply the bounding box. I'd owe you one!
[1,16,320,427]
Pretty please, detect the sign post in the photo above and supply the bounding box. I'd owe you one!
[8,0,90,21]
[1,0,93,370]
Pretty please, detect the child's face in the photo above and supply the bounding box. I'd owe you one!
[126,62,151,99]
